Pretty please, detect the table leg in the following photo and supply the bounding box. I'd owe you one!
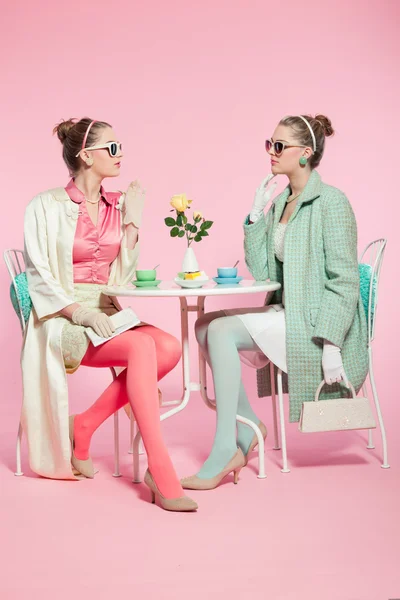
[198,296,216,411]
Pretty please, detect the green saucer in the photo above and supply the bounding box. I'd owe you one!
[132,279,161,288]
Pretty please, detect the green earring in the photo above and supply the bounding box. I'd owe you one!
[299,156,308,166]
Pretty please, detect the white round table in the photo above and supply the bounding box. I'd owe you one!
[105,279,281,479]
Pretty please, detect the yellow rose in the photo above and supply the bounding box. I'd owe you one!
[193,211,203,220]
[170,193,192,213]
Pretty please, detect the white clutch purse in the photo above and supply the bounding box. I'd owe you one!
[299,380,377,433]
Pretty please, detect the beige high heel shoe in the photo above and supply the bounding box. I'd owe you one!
[144,470,198,512]
[180,448,245,490]
[244,422,268,466]
[69,415,95,479]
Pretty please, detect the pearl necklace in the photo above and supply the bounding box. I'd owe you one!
[85,192,101,205]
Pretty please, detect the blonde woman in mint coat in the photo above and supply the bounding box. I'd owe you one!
[181,114,369,490]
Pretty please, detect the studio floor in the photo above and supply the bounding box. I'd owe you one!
[1,388,399,600]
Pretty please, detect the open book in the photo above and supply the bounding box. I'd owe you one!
[85,307,141,347]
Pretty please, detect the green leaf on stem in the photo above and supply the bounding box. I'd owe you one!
[191,225,198,233]
[176,214,183,227]
[199,230,209,237]
[194,235,202,242]
[200,220,214,230]
[165,217,176,227]
[178,230,185,238]
[170,227,180,237]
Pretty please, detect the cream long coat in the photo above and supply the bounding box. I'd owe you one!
[21,187,139,479]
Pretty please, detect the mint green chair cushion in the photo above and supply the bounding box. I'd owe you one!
[10,272,32,325]
[358,263,376,327]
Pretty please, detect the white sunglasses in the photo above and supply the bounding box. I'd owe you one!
[76,141,122,158]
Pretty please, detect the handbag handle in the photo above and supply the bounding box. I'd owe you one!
[314,379,356,402]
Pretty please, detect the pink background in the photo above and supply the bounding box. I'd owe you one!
[1,1,399,599]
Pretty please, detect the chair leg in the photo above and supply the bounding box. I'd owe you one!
[255,431,267,479]
[368,347,390,468]
[112,411,121,477]
[277,370,290,473]
[236,416,267,479]
[15,422,23,477]
[137,423,144,455]
[132,429,142,483]
[128,393,148,481]
[367,428,374,450]
[128,412,134,454]
[128,416,144,455]
[109,367,122,477]
[270,362,280,450]
[363,383,375,449]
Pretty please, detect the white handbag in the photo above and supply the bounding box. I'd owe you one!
[299,380,377,433]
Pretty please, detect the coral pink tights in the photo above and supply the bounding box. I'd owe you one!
[74,325,183,498]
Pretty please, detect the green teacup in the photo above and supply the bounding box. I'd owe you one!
[136,269,157,282]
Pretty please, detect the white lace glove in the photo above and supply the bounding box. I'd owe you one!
[72,307,116,338]
[122,180,146,228]
[322,340,349,386]
[249,174,278,223]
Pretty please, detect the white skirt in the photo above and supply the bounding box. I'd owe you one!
[223,304,287,373]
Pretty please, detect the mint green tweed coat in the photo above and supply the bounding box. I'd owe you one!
[243,170,369,422]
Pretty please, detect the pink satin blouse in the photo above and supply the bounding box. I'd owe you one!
[65,179,122,284]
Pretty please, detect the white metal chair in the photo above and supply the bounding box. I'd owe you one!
[267,238,389,473]
[4,248,139,478]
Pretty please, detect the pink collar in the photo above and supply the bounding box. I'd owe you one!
[66,179,111,205]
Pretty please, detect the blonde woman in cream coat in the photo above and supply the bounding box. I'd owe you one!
[21,117,197,512]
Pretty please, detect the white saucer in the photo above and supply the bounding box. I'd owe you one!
[174,276,209,289]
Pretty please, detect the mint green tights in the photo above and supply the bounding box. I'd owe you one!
[195,311,262,479]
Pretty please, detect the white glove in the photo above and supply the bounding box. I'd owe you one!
[250,174,278,223]
[72,307,116,338]
[122,180,146,228]
[322,340,349,386]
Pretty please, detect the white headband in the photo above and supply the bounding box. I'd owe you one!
[297,115,316,153]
